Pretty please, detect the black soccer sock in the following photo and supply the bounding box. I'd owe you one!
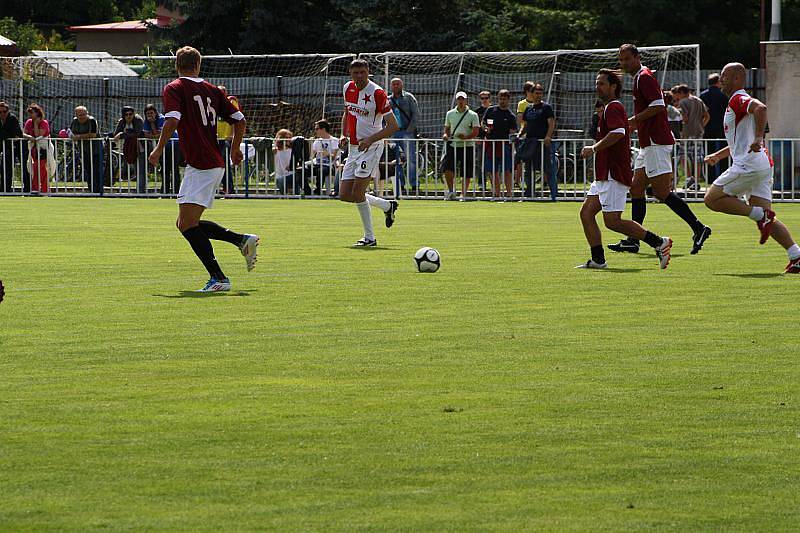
[630,198,646,245]
[182,226,226,280]
[664,192,704,233]
[643,231,664,249]
[199,220,245,246]
[591,245,606,264]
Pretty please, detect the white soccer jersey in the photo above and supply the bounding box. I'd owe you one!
[343,80,392,145]
[724,89,772,173]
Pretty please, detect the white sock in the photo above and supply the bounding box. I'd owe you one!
[365,193,391,212]
[787,244,800,260]
[356,201,374,240]
[748,206,765,221]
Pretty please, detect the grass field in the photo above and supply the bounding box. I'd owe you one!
[1,197,799,530]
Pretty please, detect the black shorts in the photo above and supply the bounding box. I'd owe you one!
[443,144,476,179]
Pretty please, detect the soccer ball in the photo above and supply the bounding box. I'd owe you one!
[414,247,440,273]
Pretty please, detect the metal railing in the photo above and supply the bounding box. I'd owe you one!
[1,136,798,201]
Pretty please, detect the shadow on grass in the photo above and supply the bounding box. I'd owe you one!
[714,273,785,279]
[152,290,257,298]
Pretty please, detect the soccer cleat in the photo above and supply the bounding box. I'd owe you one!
[608,238,640,253]
[352,237,377,247]
[385,200,398,228]
[655,237,673,269]
[239,234,260,272]
[197,277,231,292]
[784,257,800,274]
[757,209,776,245]
[575,259,608,269]
[691,225,712,255]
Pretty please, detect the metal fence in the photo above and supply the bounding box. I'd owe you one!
[1,136,798,201]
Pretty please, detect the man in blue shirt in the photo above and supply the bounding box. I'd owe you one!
[389,78,420,196]
[518,83,557,200]
[143,103,183,193]
[700,73,729,180]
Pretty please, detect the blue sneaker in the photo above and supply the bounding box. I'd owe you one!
[197,277,231,292]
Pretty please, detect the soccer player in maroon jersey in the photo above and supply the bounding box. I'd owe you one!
[609,44,711,256]
[577,69,672,270]
[148,46,259,292]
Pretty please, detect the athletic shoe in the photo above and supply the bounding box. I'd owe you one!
[784,257,800,274]
[575,259,608,269]
[608,238,640,253]
[239,234,260,272]
[353,237,377,247]
[691,225,712,255]
[385,200,398,228]
[197,277,231,292]
[656,237,673,269]
[757,209,776,245]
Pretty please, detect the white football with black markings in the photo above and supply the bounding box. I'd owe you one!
[414,247,440,273]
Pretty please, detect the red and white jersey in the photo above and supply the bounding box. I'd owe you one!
[343,80,392,146]
[724,89,772,173]
[632,66,674,148]
[595,100,633,187]
[163,77,245,170]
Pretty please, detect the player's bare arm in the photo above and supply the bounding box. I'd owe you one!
[704,146,731,166]
[580,132,624,159]
[229,118,246,166]
[748,98,767,153]
[340,110,349,146]
[629,104,664,129]
[358,111,399,151]
[148,117,179,166]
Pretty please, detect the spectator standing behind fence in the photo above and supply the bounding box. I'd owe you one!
[143,103,182,194]
[482,89,517,200]
[309,119,339,195]
[389,77,420,196]
[588,99,603,140]
[69,106,104,194]
[113,106,147,193]
[0,101,24,192]
[476,90,492,132]
[273,128,296,194]
[664,91,683,139]
[672,84,709,190]
[442,91,480,201]
[700,73,729,181]
[518,82,557,200]
[217,85,241,193]
[22,103,51,194]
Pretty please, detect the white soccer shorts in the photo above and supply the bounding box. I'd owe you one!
[634,144,673,178]
[713,167,773,201]
[588,178,629,212]
[341,143,382,181]
[177,165,225,208]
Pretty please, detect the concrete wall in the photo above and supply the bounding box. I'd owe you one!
[75,33,152,56]
[765,41,800,138]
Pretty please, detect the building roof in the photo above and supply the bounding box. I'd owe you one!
[68,19,158,33]
[31,51,139,78]
[0,34,16,46]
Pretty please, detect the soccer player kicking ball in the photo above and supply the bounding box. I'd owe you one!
[703,62,800,274]
[340,59,399,247]
[609,44,712,255]
[577,69,673,270]
[148,46,259,292]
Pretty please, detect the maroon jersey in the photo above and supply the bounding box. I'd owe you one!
[596,100,633,187]
[632,66,674,148]
[162,77,244,169]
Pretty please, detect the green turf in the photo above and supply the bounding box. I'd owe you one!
[1,197,799,531]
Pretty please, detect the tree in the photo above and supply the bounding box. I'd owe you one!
[0,17,74,54]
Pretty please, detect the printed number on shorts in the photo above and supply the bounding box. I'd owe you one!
[360,161,368,170]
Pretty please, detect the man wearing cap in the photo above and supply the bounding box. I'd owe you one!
[442,91,480,200]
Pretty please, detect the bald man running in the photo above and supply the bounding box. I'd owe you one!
[703,62,800,273]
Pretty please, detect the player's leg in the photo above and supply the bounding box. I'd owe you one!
[577,194,606,268]
[650,171,711,254]
[748,194,800,273]
[705,168,775,244]
[198,220,259,272]
[177,202,229,290]
[351,176,377,246]
[609,159,647,252]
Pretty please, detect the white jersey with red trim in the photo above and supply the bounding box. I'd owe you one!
[724,89,772,173]
[343,80,392,145]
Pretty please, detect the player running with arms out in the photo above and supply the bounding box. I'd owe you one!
[703,62,800,274]
[340,58,399,247]
[609,44,712,255]
[577,69,673,270]
[148,46,259,292]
